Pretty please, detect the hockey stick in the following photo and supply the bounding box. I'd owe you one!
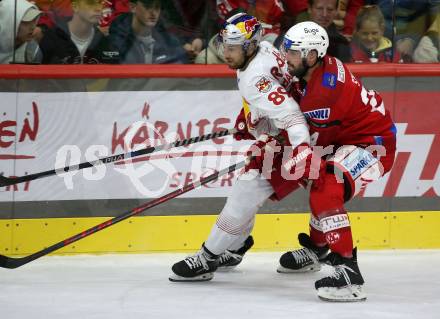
[0,128,236,187]
[0,160,245,269]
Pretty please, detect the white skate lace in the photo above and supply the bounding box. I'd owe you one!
[329,265,356,284]
[291,248,318,264]
[219,251,241,264]
[219,251,232,264]
[184,252,210,270]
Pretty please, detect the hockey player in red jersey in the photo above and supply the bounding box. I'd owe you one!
[169,15,396,302]
[277,21,396,301]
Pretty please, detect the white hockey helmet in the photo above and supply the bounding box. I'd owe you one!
[218,12,262,50]
[283,21,329,59]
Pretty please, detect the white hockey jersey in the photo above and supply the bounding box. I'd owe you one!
[237,41,309,148]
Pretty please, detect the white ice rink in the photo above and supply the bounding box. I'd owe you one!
[1,250,440,319]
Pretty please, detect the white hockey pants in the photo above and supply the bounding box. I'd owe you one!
[204,172,274,255]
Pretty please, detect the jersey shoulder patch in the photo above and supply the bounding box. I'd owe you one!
[255,76,273,93]
[335,58,346,83]
[322,72,337,89]
[322,56,346,89]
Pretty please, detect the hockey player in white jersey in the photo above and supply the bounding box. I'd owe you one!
[169,13,323,282]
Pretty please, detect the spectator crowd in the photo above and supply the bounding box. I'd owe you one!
[0,0,439,65]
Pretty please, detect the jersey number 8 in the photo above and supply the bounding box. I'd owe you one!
[268,87,291,106]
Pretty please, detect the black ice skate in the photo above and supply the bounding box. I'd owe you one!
[315,248,367,302]
[217,236,254,271]
[277,233,329,273]
[169,244,219,282]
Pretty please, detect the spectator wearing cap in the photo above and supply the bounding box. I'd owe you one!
[39,0,120,64]
[109,0,188,64]
[0,0,42,64]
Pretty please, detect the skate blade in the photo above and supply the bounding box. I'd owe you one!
[216,265,239,272]
[317,285,367,302]
[276,264,321,273]
[168,272,214,282]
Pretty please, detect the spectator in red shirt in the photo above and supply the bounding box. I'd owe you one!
[334,0,364,39]
[216,0,285,42]
[32,0,73,41]
[99,0,130,36]
[196,1,285,63]
[350,5,402,63]
[282,0,310,29]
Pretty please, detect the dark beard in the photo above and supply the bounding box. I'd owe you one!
[237,54,252,70]
[289,59,309,79]
[229,60,246,70]
[227,55,247,70]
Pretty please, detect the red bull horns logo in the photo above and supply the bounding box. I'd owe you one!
[244,17,258,33]
[236,17,258,38]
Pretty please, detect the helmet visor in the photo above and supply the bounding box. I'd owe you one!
[215,34,243,58]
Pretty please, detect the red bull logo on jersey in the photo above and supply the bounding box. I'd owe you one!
[255,76,273,93]
[304,108,330,120]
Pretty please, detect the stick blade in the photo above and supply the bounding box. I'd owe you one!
[0,254,26,269]
[0,175,12,187]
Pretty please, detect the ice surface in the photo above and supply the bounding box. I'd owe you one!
[1,250,439,319]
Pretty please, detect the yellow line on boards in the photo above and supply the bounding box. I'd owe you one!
[1,211,439,256]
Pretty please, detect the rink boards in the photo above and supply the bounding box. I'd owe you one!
[1,211,440,255]
[0,65,439,255]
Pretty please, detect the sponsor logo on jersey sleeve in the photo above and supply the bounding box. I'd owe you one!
[322,72,336,89]
[304,108,331,120]
[255,76,273,93]
[348,153,377,179]
[335,58,345,83]
[341,149,378,179]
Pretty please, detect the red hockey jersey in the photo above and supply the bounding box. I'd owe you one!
[298,55,395,150]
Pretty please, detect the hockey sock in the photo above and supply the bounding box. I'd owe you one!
[310,227,328,248]
[309,215,327,247]
[320,209,353,258]
[205,224,242,255]
[310,172,353,258]
[227,217,255,251]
